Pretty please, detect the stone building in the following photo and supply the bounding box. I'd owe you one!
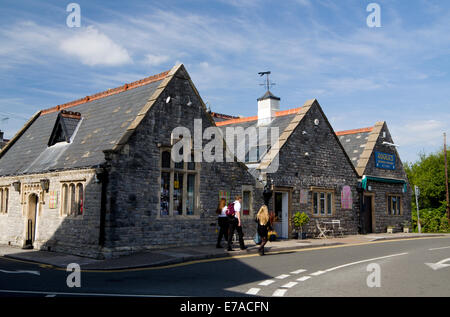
[337,122,412,233]
[213,91,412,237]
[214,94,361,238]
[0,64,261,258]
[0,64,411,259]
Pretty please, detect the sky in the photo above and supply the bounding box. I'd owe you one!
[0,0,449,163]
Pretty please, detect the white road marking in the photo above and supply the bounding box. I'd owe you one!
[310,270,326,276]
[324,252,409,272]
[281,282,298,289]
[429,246,450,251]
[0,270,40,276]
[45,294,56,297]
[246,288,261,295]
[276,274,290,279]
[258,280,275,286]
[425,258,450,271]
[290,269,307,274]
[297,276,311,282]
[272,289,287,297]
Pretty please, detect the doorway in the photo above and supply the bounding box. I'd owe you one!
[362,194,375,234]
[25,194,39,248]
[273,191,290,239]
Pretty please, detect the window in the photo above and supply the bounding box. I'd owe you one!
[0,187,8,213]
[387,195,401,215]
[76,184,84,215]
[61,182,84,217]
[312,189,334,216]
[62,184,69,215]
[160,149,198,217]
[242,190,252,216]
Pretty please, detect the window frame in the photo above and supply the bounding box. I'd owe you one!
[0,187,8,214]
[386,194,402,216]
[241,185,253,216]
[60,182,85,218]
[311,188,335,217]
[159,148,199,218]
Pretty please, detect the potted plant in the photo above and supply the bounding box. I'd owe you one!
[402,220,411,233]
[293,212,310,239]
[387,225,395,234]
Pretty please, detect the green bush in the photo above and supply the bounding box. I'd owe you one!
[411,201,450,233]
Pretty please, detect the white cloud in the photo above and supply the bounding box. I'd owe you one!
[144,54,170,66]
[59,26,132,66]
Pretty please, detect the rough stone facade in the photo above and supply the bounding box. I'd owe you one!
[360,123,412,233]
[265,100,360,237]
[100,70,261,258]
[0,169,102,258]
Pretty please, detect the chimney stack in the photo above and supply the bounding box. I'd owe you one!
[257,90,280,126]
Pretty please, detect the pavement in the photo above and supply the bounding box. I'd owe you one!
[0,232,447,271]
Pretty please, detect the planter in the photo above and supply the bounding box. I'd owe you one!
[403,227,410,233]
[387,227,394,234]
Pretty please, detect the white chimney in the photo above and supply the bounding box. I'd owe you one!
[257,91,280,126]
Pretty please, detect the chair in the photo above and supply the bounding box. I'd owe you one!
[332,220,344,237]
[315,220,331,239]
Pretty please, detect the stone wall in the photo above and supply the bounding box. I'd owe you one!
[266,101,360,238]
[0,169,102,258]
[362,123,412,233]
[102,70,261,258]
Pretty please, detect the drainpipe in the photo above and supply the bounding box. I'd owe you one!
[356,181,364,234]
[96,167,109,247]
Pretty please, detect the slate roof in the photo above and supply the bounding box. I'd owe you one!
[336,127,373,169]
[215,108,300,165]
[0,70,169,177]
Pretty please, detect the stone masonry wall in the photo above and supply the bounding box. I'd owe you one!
[103,71,261,258]
[363,123,412,233]
[0,169,102,258]
[267,101,360,238]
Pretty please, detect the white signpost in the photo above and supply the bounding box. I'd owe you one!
[415,186,421,234]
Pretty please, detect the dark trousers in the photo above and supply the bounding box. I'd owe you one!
[228,217,245,250]
[217,217,229,246]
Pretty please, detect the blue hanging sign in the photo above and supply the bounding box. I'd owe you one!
[375,151,396,170]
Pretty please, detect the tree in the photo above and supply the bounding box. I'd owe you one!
[405,149,450,232]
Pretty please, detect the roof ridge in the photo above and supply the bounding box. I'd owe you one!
[40,70,170,116]
[215,106,302,127]
[335,126,373,136]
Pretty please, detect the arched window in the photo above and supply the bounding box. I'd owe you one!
[62,184,69,215]
[4,188,8,213]
[76,184,84,215]
[0,189,3,213]
[70,184,76,215]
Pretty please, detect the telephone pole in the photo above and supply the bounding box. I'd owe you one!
[444,133,450,224]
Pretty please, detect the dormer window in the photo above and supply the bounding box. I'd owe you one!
[48,110,82,146]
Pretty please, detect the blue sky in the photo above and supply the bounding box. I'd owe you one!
[0,0,449,163]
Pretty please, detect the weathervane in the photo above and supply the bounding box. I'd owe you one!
[258,71,276,91]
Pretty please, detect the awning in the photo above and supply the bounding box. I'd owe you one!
[361,175,407,193]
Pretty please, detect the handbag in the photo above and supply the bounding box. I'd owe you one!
[253,232,261,245]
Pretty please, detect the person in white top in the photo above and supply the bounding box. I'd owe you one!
[216,198,229,248]
[227,195,246,251]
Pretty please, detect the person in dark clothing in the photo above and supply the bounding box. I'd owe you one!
[216,198,229,248]
[227,195,246,251]
[256,205,271,255]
